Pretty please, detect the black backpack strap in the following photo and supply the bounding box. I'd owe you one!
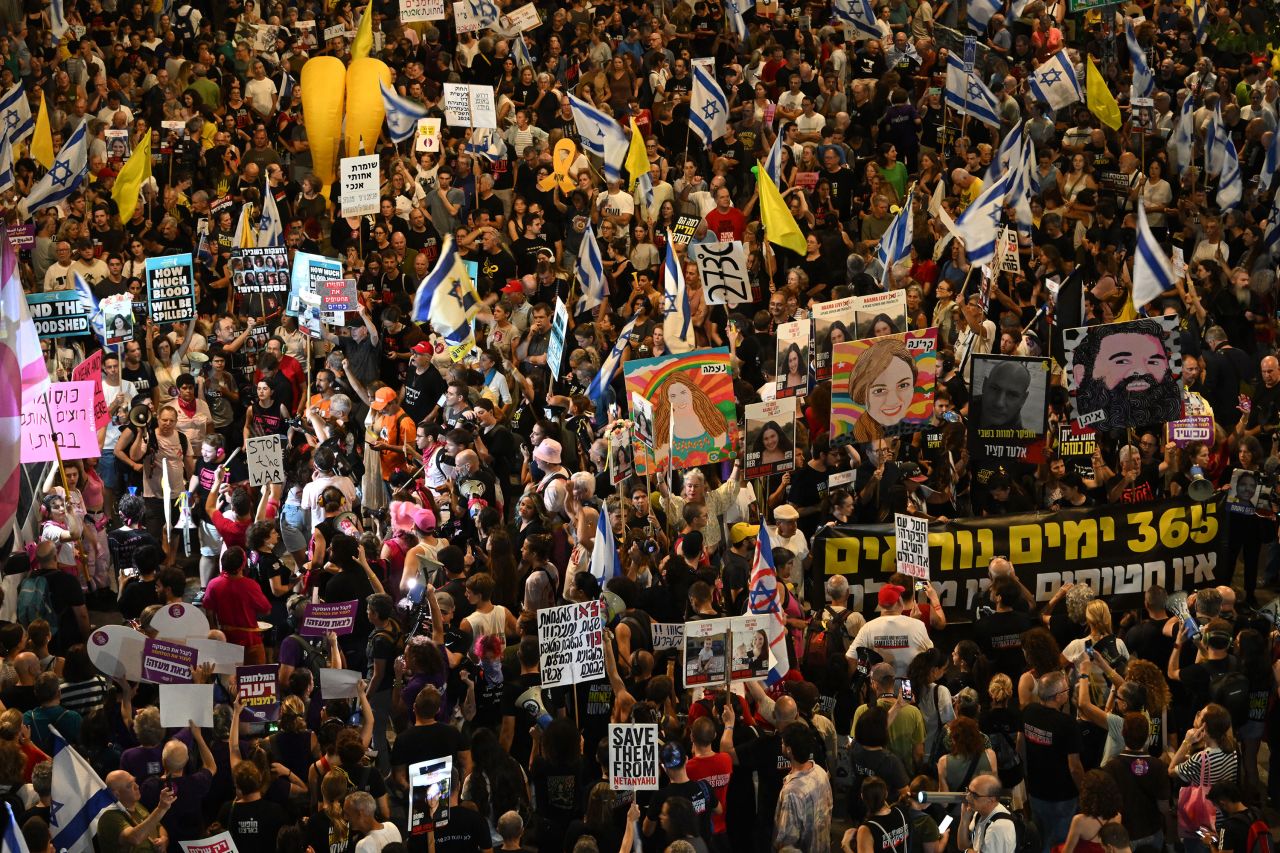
[959,751,984,789]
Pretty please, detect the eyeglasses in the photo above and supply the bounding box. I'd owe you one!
[965,789,991,800]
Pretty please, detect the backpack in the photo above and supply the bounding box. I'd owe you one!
[804,606,855,674]
[16,573,59,635]
[1209,666,1251,730]
[1243,811,1275,853]
[988,811,1042,853]
[372,622,405,662]
[286,633,326,683]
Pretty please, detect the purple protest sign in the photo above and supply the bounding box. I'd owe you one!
[300,601,359,637]
[236,664,281,722]
[1167,416,1214,448]
[142,638,197,684]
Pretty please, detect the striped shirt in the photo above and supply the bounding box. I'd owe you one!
[59,675,109,717]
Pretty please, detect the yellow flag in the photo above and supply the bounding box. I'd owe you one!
[351,0,374,61]
[757,162,807,255]
[31,92,53,170]
[1086,56,1121,131]
[625,118,648,192]
[112,135,152,224]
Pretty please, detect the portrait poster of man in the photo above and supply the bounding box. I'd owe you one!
[623,348,738,472]
[831,328,938,445]
[775,319,811,398]
[969,355,1050,482]
[744,399,797,479]
[1227,468,1268,515]
[811,291,906,381]
[1064,317,1183,430]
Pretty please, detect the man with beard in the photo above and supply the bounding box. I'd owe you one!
[977,360,1033,430]
[1181,353,1213,418]
[1070,321,1182,429]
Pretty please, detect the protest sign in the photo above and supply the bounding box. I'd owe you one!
[159,683,214,728]
[146,254,196,324]
[998,226,1021,273]
[246,435,285,486]
[298,291,324,339]
[300,601,359,636]
[105,128,131,164]
[831,328,937,445]
[289,252,343,315]
[180,832,239,853]
[608,724,659,790]
[729,614,776,681]
[408,757,453,834]
[682,618,728,687]
[630,393,654,448]
[231,247,290,294]
[775,319,811,398]
[670,215,700,244]
[320,278,359,313]
[1168,415,1214,447]
[182,637,243,675]
[443,84,498,128]
[1064,316,1183,430]
[744,399,796,479]
[609,427,635,484]
[20,381,99,463]
[323,23,345,41]
[150,601,210,640]
[537,601,605,688]
[87,625,145,681]
[1058,424,1097,479]
[26,290,89,339]
[690,241,751,306]
[340,155,381,217]
[546,297,569,376]
[142,638,198,684]
[623,349,737,473]
[236,664,281,723]
[894,513,930,578]
[71,350,108,430]
[969,354,1050,486]
[812,291,909,381]
[498,2,541,31]
[650,622,685,651]
[8,224,35,248]
[453,0,498,32]
[319,667,361,698]
[415,117,442,152]
[102,295,136,345]
[401,0,447,20]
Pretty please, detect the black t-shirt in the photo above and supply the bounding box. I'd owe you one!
[1021,702,1081,801]
[389,722,470,770]
[117,573,161,621]
[122,362,158,401]
[1124,617,1175,667]
[219,797,290,852]
[500,672,542,767]
[787,464,828,536]
[34,570,86,654]
[974,610,1036,682]
[402,367,446,424]
[107,526,158,576]
[415,798,492,853]
[645,779,714,847]
[735,730,789,824]
[1102,751,1170,840]
[1180,655,1237,710]
[306,811,357,853]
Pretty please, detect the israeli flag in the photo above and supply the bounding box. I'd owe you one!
[464,127,507,163]
[0,133,13,194]
[832,0,881,40]
[637,170,655,211]
[876,193,913,284]
[689,64,729,146]
[945,55,1001,129]
[512,34,534,68]
[748,523,790,684]
[379,79,429,144]
[1193,0,1208,44]
[590,508,623,582]
[72,271,105,340]
[50,728,115,853]
[1028,50,1082,112]
[411,236,480,340]
[662,240,693,348]
[2,802,28,853]
[1132,202,1177,309]
[24,119,88,215]
[576,222,608,315]
[50,0,68,42]
[1206,104,1229,177]
[1168,94,1196,172]
[967,0,1001,34]
[954,170,1014,265]
[1263,193,1280,258]
[587,314,639,406]
[986,121,1023,184]
[567,93,630,181]
[257,184,284,247]
[726,0,749,40]
[763,130,784,184]
[0,84,33,145]
[1262,125,1280,191]
[279,70,294,106]
[1125,20,1155,102]
[1217,136,1242,209]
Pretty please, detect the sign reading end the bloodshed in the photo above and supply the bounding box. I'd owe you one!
[608,724,659,790]
[146,254,196,324]
[537,600,605,688]
[300,600,359,636]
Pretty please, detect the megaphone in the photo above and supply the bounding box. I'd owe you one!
[1187,466,1215,502]
[129,404,153,428]
[186,351,209,375]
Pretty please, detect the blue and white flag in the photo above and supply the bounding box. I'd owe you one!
[411,236,481,340]
[954,170,1014,265]
[511,34,534,68]
[0,133,13,195]
[945,55,1000,129]
[257,185,284,247]
[576,222,608,315]
[1168,94,1196,172]
[1028,50,1082,111]
[637,170,655,211]
[748,523,789,685]
[1263,192,1280,258]
[590,507,623,582]
[832,0,881,40]
[763,130,784,185]
[725,0,749,40]
[279,70,295,106]
[967,0,1001,34]
[1132,202,1177,309]
[1193,0,1208,44]
[662,241,693,351]
[567,93,630,182]
[50,0,68,42]
[1125,20,1155,102]
[24,119,88,215]
[1261,125,1280,191]
[71,271,104,340]
[50,728,115,853]
[1009,132,1036,235]
[379,79,428,144]
[1206,104,1228,176]
[2,802,28,853]
[985,122,1023,185]
[587,314,639,406]
[0,84,33,146]
[1217,136,1242,209]
[464,127,507,163]
[876,193,913,284]
[689,64,729,146]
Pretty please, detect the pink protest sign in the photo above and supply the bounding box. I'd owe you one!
[71,350,108,430]
[20,381,101,463]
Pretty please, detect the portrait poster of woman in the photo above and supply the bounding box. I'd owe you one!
[729,614,776,682]
[811,290,906,381]
[609,427,636,484]
[744,399,796,479]
[831,328,939,444]
[775,319,811,398]
[102,296,136,347]
[624,348,738,473]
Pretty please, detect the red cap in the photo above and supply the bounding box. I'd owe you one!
[411,341,433,354]
[501,279,524,294]
[877,584,906,608]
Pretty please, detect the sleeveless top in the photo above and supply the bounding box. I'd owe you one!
[467,605,510,639]
[865,806,911,853]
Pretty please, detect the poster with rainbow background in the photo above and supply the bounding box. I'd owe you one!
[830,328,938,445]
[625,348,738,473]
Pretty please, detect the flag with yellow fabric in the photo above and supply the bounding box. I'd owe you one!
[625,118,648,192]
[756,162,807,254]
[31,93,53,169]
[351,0,374,61]
[112,134,151,224]
[1086,56,1121,130]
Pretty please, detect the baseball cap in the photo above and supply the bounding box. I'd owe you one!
[411,341,433,354]
[730,523,759,545]
[773,504,799,521]
[370,387,398,411]
[501,279,524,294]
[660,742,686,769]
[877,584,906,608]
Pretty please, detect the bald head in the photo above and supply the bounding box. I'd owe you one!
[1216,586,1236,610]
[773,695,798,724]
[981,361,1032,429]
[968,773,1002,815]
[989,557,1014,579]
[13,652,40,685]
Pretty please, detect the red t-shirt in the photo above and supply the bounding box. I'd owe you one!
[202,573,270,647]
[686,751,733,835]
[210,511,251,550]
[703,208,746,242]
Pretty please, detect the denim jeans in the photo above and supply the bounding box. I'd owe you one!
[1030,796,1078,853]
[1129,830,1163,853]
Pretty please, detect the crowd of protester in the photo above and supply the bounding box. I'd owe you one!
[7,0,1280,851]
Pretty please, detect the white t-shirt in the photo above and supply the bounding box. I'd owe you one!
[355,822,402,853]
[596,189,635,221]
[767,524,810,600]
[245,76,278,117]
[796,112,826,136]
[848,613,934,678]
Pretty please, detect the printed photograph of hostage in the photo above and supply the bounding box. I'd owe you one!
[1065,317,1183,430]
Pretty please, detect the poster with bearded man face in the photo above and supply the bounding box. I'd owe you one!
[1064,317,1184,431]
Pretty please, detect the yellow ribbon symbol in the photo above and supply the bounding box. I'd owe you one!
[538,139,578,193]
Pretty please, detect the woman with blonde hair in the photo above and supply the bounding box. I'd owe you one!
[847,337,918,442]
[652,373,729,468]
[1065,599,1129,702]
[981,673,1024,793]
[306,769,355,853]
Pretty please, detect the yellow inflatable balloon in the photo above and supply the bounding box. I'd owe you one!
[345,58,394,157]
[301,57,347,191]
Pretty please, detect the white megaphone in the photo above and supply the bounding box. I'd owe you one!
[1187,466,1215,502]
